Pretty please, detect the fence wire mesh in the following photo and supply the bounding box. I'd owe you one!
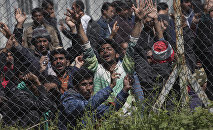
[0,0,213,129]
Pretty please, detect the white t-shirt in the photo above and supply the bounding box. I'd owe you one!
[81,14,91,34]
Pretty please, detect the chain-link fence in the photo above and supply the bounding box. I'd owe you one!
[0,0,213,129]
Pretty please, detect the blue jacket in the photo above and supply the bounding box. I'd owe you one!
[97,16,111,38]
[59,86,129,129]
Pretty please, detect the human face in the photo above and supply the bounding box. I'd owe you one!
[72,3,81,14]
[119,9,129,18]
[52,54,68,75]
[35,37,49,54]
[45,4,54,16]
[205,0,213,12]
[104,6,114,19]
[165,8,169,15]
[32,12,44,25]
[120,42,128,58]
[182,1,192,12]
[99,44,117,64]
[6,52,14,65]
[77,78,93,100]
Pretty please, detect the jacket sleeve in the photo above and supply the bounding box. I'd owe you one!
[22,28,29,48]
[132,72,144,103]
[49,27,60,50]
[62,29,76,40]
[62,86,113,117]
[183,26,196,73]
[82,42,98,72]
[114,89,129,111]
[122,36,139,74]
[11,44,40,73]
[87,19,101,49]
[13,26,23,45]
[196,20,212,48]
[13,85,52,112]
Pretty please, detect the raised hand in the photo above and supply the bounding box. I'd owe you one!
[75,55,84,68]
[123,75,132,93]
[0,22,12,39]
[15,8,27,25]
[65,10,76,28]
[110,70,121,89]
[50,12,56,18]
[109,21,119,39]
[66,8,84,26]
[160,19,168,33]
[59,20,67,31]
[147,0,158,19]
[132,0,150,21]
[39,56,48,72]
[22,72,41,86]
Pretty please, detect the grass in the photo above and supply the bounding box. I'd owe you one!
[1,102,213,130]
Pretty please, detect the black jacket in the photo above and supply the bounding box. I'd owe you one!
[134,26,196,91]
[1,81,53,125]
[195,14,213,61]
[182,26,197,73]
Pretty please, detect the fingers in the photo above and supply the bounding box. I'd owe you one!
[113,21,119,31]
[23,12,27,17]
[113,21,117,27]
[40,56,48,64]
[18,8,21,14]
[124,74,129,81]
[139,0,143,8]
[59,20,64,26]
[0,22,6,29]
[136,0,139,8]
[132,4,137,11]
[22,73,30,81]
[78,11,84,18]
[150,0,154,8]
[154,2,157,8]
[15,8,22,15]
[8,34,15,40]
[75,55,83,62]
[66,8,73,16]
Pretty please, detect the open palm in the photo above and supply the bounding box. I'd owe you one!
[15,8,27,23]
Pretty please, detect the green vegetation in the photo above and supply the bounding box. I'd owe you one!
[1,106,213,130]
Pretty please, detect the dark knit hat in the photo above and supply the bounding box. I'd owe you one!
[31,27,51,45]
[152,41,174,63]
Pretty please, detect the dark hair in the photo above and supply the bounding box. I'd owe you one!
[125,0,133,9]
[31,7,43,16]
[42,0,54,9]
[73,68,94,88]
[101,2,112,15]
[192,0,203,13]
[31,27,51,46]
[97,38,120,54]
[49,48,69,62]
[74,0,85,12]
[42,75,62,88]
[112,1,128,13]
[157,2,169,12]
[181,0,192,3]
[32,36,51,46]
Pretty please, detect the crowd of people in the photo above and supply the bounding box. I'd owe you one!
[0,0,212,129]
